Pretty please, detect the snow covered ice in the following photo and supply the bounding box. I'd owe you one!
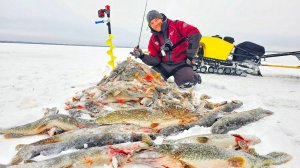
[0,42,299,167]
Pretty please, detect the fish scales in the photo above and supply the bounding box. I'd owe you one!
[211,108,273,134]
[132,143,292,168]
[0,114,97,138]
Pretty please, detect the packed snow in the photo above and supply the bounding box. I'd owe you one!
[0,42,299,167]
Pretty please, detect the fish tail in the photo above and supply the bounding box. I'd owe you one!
[15,144,27,151]
[257,108,274,116]
[4,133,25,139]
[265,152,292,165]
[141,134,154,147]
[10,146,31,165]
[162,139,173,144]
[0,128,6,135]
[10,156,23,165]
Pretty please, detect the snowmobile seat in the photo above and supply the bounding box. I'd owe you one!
[233,41,265,62]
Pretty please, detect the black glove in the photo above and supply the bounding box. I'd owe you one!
[130,47,144,59]
[186,55,197,65]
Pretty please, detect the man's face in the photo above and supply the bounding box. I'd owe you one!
[150,18,163,32]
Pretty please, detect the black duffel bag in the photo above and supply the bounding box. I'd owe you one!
[233,41,265,62]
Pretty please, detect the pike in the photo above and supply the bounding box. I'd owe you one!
[8,142,148,168]
[131,143,292,168]
[0,114,97,138]
[211,108,273,134]
[162,133,261,151]
[158,100,244,136]
[214,100,244,112]
[10,124,157,165]
[95,107,200,130]
[14,123,155,150]
[199,94,243,113]
[158,112,220,136]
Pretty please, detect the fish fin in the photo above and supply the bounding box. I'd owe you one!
[36,123,47,132]
[24,159,36,163]
[200,94,211,100]
[227,156,246,167]
[150,122,159,128]
[214,101,227,107]
[265,152,293,165]
[204,102,214,110]
[15,144,27,151]
[4,134,24,139]
[179,160,197,168]
[33,137,61,145]
[196,137,209,143]
[141,134,154,147]
[10,156,23,165]
[63,164,73,168]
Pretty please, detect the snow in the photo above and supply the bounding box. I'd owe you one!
[0,42,299,167]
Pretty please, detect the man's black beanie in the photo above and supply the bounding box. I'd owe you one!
[146,10,163,23]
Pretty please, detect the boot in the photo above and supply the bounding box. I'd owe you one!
[194,73,202,84]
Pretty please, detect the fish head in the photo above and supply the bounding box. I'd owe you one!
[231,100,243,109]
[241,135,261,146]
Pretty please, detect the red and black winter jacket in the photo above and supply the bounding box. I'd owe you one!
[141,14,201,66]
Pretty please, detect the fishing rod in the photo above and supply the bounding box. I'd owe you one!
[136,0,149,49]
[130,0,148,58]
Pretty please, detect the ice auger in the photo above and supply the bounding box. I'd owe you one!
[95,5,117,69]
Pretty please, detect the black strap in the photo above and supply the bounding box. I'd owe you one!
[172,37,187,50]
[170,20,188,50]
[155,35,162,47]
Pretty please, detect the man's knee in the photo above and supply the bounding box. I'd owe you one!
[174,67,201,88]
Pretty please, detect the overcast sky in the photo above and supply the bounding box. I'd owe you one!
[0,0,299,51]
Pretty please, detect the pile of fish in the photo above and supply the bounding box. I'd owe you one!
[0,58,292,167]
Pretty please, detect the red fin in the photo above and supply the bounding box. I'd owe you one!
[76,104,84,109]
[150,123,159,128]
[108,146,131,156]
[144,74,153,81]
[232,134,249,151]
[116,98,126,103]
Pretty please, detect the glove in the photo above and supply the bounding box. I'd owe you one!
[130,47,144,59]
[186,55,197,65]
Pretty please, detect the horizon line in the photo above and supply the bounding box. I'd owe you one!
[0,40,132,48]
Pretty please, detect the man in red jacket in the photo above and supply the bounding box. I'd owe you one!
[131,10,201,88]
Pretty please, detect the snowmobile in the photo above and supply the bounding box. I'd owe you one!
[192,35,300,76]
